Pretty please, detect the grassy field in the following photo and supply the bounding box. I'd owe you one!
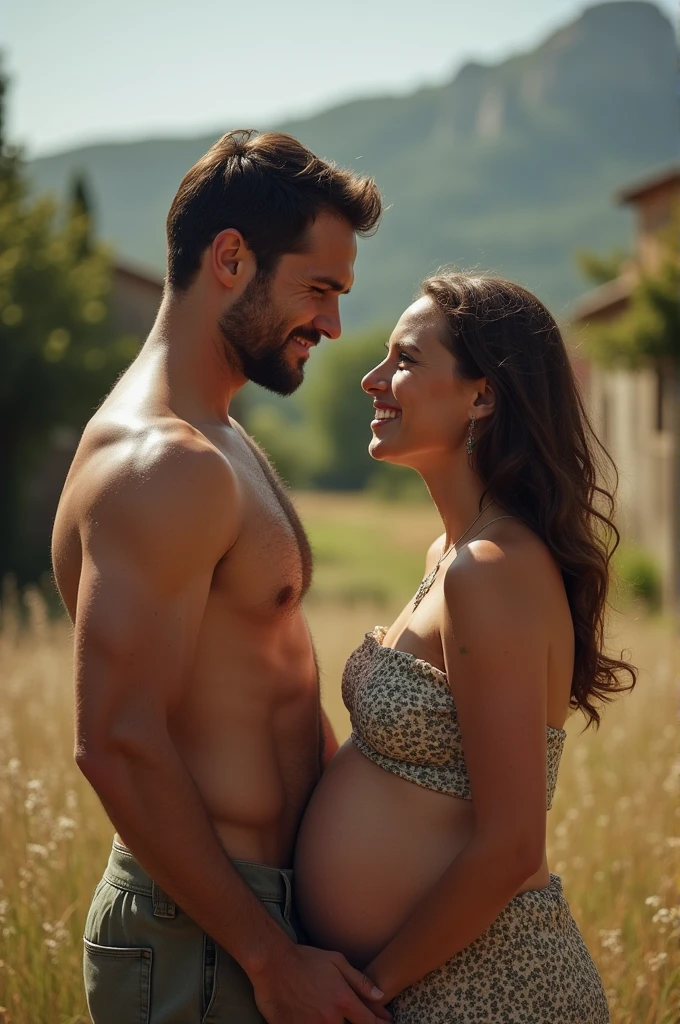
[0,493,678,1023]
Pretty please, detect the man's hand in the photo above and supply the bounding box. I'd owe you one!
[253,943,392,1023]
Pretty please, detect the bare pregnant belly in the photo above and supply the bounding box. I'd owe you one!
[293,740,474,967]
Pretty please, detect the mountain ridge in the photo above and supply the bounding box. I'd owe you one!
[28,1,678,328]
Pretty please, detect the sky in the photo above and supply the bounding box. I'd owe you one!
[3,0,677,157]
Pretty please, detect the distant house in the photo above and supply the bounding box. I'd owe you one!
[111,260,164,338]
[571,164,680,610]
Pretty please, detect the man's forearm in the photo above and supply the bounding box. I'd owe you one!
[79,738,293,975]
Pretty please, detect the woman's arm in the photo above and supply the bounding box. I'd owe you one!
[365,536,551,1001]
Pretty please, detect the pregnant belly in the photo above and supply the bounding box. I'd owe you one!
[294,740,474,967]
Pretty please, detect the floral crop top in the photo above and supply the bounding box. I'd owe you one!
[342,627,566,810]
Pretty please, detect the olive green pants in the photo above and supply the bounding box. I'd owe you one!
[83,841,299,1023]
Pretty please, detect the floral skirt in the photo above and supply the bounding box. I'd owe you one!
[388,875,609,1024]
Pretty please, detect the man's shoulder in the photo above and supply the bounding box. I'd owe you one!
[74,413,241,524]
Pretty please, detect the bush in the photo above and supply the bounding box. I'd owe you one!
[247,405,324,488]
[613,542,662,611]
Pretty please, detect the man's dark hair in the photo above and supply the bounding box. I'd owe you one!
[166,129,382,290]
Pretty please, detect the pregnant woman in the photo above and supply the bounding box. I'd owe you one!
[295,273,635,1022]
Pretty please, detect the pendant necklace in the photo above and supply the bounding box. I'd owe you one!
[412,503,512,611]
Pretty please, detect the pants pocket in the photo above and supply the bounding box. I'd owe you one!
[202,935,216,1018]
[83,937,152,1024]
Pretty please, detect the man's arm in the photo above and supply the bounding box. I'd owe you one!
[74,437,388,1024]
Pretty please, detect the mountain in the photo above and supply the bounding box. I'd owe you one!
[28,2,678,329]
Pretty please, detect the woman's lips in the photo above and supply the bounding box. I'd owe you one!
[371,405,401,429]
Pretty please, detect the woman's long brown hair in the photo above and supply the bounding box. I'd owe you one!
[422,272,636,727]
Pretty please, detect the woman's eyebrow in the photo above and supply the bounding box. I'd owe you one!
[384,338,422,352]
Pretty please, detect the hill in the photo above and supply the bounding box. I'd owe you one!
[28,1,678,328]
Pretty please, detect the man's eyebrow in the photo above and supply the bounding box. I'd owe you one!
[311,275,352,295]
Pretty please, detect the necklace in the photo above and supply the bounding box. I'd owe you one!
[412,504,512,611]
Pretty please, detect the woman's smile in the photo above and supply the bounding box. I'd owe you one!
[371,401,402,429]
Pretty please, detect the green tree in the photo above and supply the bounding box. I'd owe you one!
[582,227,679,368]
[69,171,94,258]
[303,327,387,490]
[0,62,138,580]
[576,247,627,286]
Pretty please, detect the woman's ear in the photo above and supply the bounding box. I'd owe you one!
[471,380,495,421]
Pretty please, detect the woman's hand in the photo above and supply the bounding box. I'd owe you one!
[252,942,393,1023]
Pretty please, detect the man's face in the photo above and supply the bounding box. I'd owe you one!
[219,212,356,395]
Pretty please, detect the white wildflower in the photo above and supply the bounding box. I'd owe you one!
[645,951,668,973]
[26,844,49,860]
[599,928,624,955]
[52,816,77,842]
[663,760,680,796]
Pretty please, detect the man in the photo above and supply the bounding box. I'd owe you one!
[52,129,386,1023]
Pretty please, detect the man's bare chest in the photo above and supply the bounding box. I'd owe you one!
[213,434,313,613]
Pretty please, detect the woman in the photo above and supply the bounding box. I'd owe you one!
[294,273,636,1022]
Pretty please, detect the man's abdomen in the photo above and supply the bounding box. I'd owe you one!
[172,611,321,866]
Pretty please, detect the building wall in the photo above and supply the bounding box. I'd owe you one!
[589,364,676,605]
[111,265,163,340]
[635,181,678,271]
[573,171,680,610]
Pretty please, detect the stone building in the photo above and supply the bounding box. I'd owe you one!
[571,164,680,611]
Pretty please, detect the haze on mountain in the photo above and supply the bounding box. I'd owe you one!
[28,1,678,329]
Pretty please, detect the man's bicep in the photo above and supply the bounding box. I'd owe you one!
[74,450,238,749]
[74,540,212,755]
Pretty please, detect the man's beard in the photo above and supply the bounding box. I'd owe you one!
[218,273,320,396]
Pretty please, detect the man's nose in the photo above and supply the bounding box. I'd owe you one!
[313,301,342,341]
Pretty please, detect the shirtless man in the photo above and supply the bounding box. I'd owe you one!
[51,130,387,1024]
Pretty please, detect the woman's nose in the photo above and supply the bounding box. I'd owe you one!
[361,361,390,394]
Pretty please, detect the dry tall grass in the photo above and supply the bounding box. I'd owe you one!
[0,495,678,1022]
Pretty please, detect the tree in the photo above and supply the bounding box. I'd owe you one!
[69,171,94,258]
[303,327,387,490]
[0,60,138,581]
[576,248,627,287]
[582,226,679,368]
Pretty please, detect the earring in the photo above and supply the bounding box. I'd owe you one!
[466,416,477,455]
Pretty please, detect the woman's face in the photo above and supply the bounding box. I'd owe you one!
[361,296,484,468]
